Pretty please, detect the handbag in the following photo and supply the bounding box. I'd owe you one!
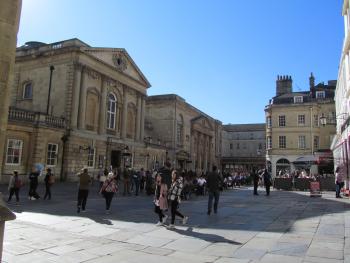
[100,179,113,196]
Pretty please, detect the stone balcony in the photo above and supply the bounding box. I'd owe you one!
[8,107,66,129]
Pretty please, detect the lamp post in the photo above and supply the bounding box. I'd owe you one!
[46,65,55,115]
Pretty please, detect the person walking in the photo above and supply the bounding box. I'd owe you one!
[252,168,260,195]
[160,161,172,189]
[133,170,141,196]
[123,168,131,196]
[44,168,54,200]
[168,170,188,229]
[140,168,146,192]
[77,168,92,213]
[7,170,22,204]
[100,172,118,214]
[28,166,40,200]
[154,174,168,225]
[207,165,222,215]
[335,166,344,198]
[263,168,272,196]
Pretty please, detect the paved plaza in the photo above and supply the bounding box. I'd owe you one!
[1,183,350,263]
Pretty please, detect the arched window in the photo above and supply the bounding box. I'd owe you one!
[23,82,33,99]
[107,93,117,129]
[177,114,184,146]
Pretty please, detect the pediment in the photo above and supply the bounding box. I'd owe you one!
[83,48,150,88]
[191,115,214,131]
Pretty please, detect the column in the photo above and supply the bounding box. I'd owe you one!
[135,95,142,141]
[70,63,82,129]
[121,86,128,139]
[98,77,107,134]
[140,97,145,141]
[77,68,87,130]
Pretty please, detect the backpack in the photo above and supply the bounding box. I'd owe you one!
[48,174,55,184]
[15,178,23,189]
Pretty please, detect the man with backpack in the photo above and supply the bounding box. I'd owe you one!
[44,168,55,200]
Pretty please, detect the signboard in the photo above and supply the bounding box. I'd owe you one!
[310,181,322,197]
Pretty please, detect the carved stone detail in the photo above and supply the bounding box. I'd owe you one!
[112,53,127,71]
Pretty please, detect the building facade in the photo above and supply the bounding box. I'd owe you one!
[331,0,350,190]
[145,95,222,173]
[265,74,336,178]
[2,38,157,182]
[221,124,266,172]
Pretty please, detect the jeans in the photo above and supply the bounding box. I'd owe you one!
[44,183,52,200]
[77,189,89,210]
[170,199,184,224]
[8,187,19,202]
[154,205,165,222]
[208,191,220,213]
[104,192,114,210]
[265,184,271,196]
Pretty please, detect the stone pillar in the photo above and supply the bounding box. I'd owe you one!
[0,0,22,182]
[135,95,142,141]
[98,77,107,134]
[140,96,145,142]
[77,68,87,130]
[121,86,128,139]
[70,63,82,129]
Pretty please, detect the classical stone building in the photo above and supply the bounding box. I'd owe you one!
[331,0,350,190]
[221,124,266,171]
[145,95,222,173]
[2,38,157,182]
[265,74,336,178]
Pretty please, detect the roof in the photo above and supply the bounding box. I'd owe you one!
[223,123,265,132]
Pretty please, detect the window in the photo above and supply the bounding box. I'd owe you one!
[316,91,325,99]
[279,115,286,127]
[267,116,272,128]
[236,143,240,149]
[87,147,95,168]
[177,114,184,145]
[298,115,305,126]
[314,114,319,127]
[230,143,233,150]
[279,136,286,149]
[267,136,272,149]
[314,136,319,150]
[6,139,23,165]
[294,96,303,103]
[23,82,33,99]
[298,136,306,149]
[107,93,117,129]
[47,143,58,166]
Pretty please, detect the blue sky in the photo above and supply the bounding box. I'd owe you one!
[18,0,344,124]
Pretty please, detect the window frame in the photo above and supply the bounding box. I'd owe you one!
[294,96,303,103]
[297,114,305,126]
[46,143,58,166]
[22,82,33,100]
[87,147,96,168]
[107,93,117,129]
[267,116,272,128]
[5,139,23,165]
[278,136,286,149]
[316,91,325,99]
[267,136,272,149]
[298,135,306,149]
[278,115,286,127]
[313,135,319,150]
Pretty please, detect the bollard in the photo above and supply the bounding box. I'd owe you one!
[0,193,16,262]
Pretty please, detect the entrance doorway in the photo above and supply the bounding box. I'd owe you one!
[111,150,121,168]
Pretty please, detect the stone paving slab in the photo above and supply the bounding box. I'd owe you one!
[2,183,350,262]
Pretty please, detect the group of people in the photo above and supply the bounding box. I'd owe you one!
[251,168,272,196]
[7,167,55,204]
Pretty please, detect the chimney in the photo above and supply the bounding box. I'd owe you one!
[309,72,315,98]
[276,75,292,96]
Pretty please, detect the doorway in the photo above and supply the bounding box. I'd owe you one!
[111,150,121,168]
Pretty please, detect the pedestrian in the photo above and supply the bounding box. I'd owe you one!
[28,166,40,200]
[140,168,146,192]
[167,170,188,229]
[99,168,108,189]
[123,168,131,195]
[263,168,272,196]
[77,167,92,213]
[44,168,55,200]
[100,172,118,214]
[154,174,168,226]
[160,161,172,189]
[335,166,344,198]
[132,170,141,196]
[252,168,259,195]
[207,165,222,215]
[7,170,22,204]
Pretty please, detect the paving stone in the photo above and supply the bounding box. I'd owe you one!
[168,251,218,262]
[269,242,308,257]
[214,258,250,263]
[142,246,174,256]
[200,243,240,257]
[231,248,267,260]
[127,234,173,247]
[303,256,344,263]
[306,247,344,260]
[163,237,211,252]
[44,244,82,255]
[259,253,303,263]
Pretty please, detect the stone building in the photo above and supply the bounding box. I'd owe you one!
[221,124,266,172]
[145,95,222,173]
[1,38,158,182]
[331,0,350,190]
[265,74,336,178]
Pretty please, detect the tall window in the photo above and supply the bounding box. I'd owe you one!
[177,114,184,146]
[107,93,117,129]
[6,139,23,165]
[87,147,95,168]
[266,116,272,128]
[298,115,305,126]
[47,143,58,166]
[314,136,319,150]
[230,143,233,150]
[298,136,306,149]
[236,143,240,149]
[23,82,33,99]
[314,114,319,127]
[279,115,286,127]
[279,136,286,149]
[267,136,272,149]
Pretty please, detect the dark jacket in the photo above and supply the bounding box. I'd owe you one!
[263,170,272,186]
[159,167,172,189]
[207,171,222,192]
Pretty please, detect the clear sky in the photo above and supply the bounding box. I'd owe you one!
[18,0,344,124]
